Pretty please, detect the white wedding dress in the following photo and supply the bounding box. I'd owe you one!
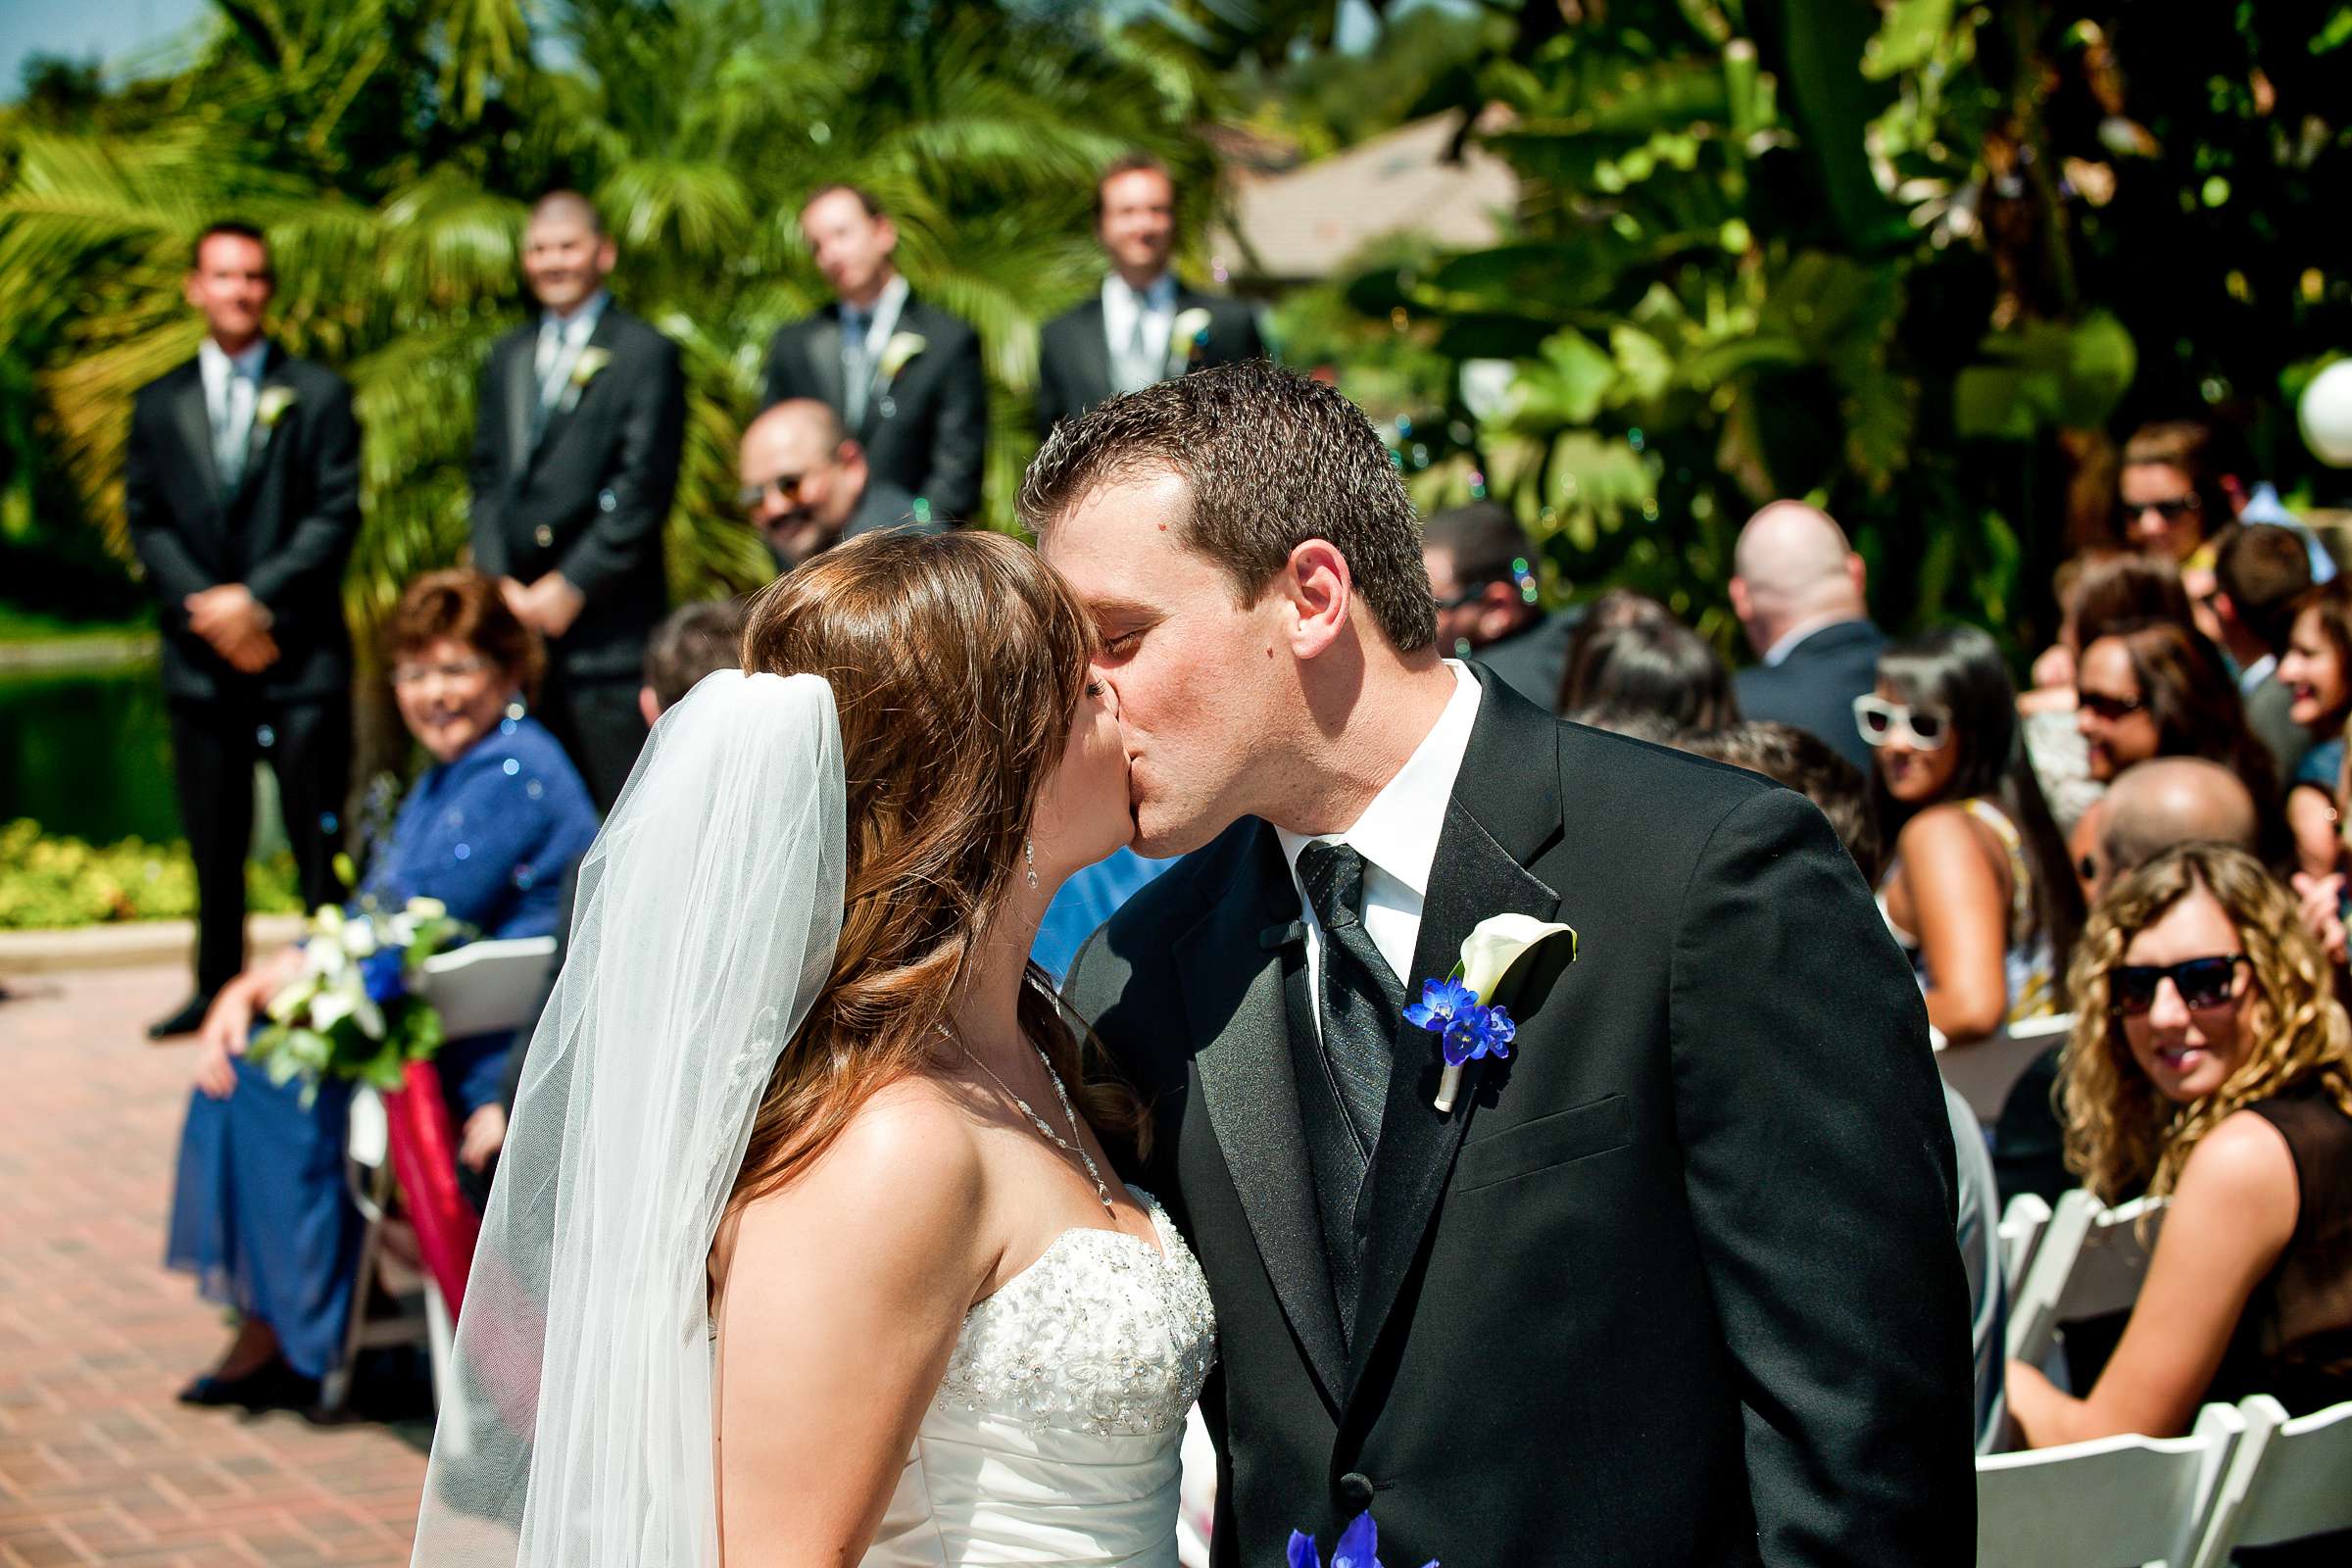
[862,1186,1217,1567]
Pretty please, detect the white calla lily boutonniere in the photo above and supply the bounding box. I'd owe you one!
[255,386,298,429]
[879,331,928,386]
[569,346,612,389]
[1402,912,1578,1112]
[1166,307,1214,376]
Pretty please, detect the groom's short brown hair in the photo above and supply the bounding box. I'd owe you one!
[1019,360,1438,653]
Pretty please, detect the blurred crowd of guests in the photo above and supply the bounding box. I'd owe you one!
[119,152,2349,1485]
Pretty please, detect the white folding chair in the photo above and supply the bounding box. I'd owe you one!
[319,936,557,1417]
[2186,1396,2352,1568]
[1998,1192,2054,1298]
[1936,1011,2074,1125]
[2007,1189,2168,1368]
[1975,1400,2244,1568]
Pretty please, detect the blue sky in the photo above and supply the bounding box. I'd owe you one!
[0,0,210,97]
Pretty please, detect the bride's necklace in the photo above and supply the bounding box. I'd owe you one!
[957,1031,1114,1213]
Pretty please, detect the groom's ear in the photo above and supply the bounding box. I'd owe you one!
[1284,538,1353,662]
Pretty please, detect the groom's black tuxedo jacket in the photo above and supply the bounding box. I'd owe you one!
[1065,673,1975,1568]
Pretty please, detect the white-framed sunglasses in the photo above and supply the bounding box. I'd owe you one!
[1853,694,1950,751]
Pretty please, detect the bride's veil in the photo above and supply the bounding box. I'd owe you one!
[411,669,847,1566]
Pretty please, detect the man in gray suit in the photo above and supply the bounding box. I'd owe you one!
[740,399,941,573]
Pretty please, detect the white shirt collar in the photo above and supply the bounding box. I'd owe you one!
[842,274,909,347]
[541,288,610,340]
[198,335,269,395]
[1761,612,1865,667]
[2239,652,2277,695]
[1103,271,1177,313]
[1275,661,1482,903]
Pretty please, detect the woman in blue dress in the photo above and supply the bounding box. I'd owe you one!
[167,569,600,1408]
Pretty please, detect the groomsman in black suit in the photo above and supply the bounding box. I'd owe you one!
[1035,152,1265,436]
[470,191,685,811]
[125,221,362,1037]
[759,186,986,524]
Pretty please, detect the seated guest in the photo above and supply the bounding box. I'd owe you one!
[1421,501,1577,710]
[2212,523,2316,785]
[1994,757,2264,1206]
[2076,620,2280,822]
[740,399,945,575]
[2023,551,2202,834]
[2277,581,2352,875]
[1727,502,1885,772]
[1683,718,2005,1449]
[1868,626,2083,1043]
[469,597,748,1195]
[2007,843,2352,1445]
[166,569,599,1408]
[1560,609,1738,730]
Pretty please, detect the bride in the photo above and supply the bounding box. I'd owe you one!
[411,530,1215,1566]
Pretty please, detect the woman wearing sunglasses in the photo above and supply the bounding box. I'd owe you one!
[1866,626,2085,1045]
[2006,843,2352,1447]
[2276,581,2352,876]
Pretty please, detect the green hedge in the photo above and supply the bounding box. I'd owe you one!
[0,819,303,930]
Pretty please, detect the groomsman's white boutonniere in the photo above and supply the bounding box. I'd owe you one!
[879,331,927,386]
[1402,913,1578,1112]
[256,386,298,429]
[558,347,612,416]
[1166,307,1213,377]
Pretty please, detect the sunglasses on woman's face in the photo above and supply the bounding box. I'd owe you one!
[2077,688,2147,723]
[1853,695,1949,751]
[2107,954,2248,1017]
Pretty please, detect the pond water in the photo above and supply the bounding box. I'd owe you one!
[0,662,184,844]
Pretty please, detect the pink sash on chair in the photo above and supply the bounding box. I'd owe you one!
[380,1059,482,1318]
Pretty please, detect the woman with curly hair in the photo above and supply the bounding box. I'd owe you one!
[2005,843,2352,1447]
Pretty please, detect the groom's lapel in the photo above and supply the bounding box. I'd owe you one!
[1347,674,1563,1398]
[1175,822,1350,1406]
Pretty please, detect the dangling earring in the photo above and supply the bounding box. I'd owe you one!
[1024,837,1040,891]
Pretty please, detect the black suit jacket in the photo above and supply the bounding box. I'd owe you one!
[759,295,986,523]
[124,346,362,705]
[469,305,685,680]
[1034,284,1266,436]
[1064,674,1973,1568]
[1732,618,1887,773]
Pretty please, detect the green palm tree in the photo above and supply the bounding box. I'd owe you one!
[0,0,1215,637]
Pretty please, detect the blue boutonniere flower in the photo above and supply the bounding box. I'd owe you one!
[1405,912,1577,1111]
[1288,1509,1435,1568]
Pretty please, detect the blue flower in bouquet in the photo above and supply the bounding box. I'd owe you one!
[360,948,408,1006]
[1287,1509,1434,1568]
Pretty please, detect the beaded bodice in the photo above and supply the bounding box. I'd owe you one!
[860,1187,1216,1566]
[932,1187,1216,1438]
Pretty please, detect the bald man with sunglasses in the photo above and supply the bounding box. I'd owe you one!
[739,399,942,574]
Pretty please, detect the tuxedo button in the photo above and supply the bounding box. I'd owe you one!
[533,524,554,548]
[598,488,617,513]
[1337,1472,1374,1508]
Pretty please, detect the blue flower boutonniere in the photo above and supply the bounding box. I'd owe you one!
[1404,912,1577,1111]
[1288,1509,1435,1568]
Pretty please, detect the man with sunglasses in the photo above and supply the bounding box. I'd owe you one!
[740,399,941,573]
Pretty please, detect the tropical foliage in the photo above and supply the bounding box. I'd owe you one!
[0,817,301,928]
[0,0,1219,632]
[1265,0,2352,652]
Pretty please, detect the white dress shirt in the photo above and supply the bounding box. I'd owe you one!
[1276,661,1483,1042]
[197,336,269,481]
[533,288,611,410]
[1102,271,1178,394]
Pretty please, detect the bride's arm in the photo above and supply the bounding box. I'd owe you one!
[712,1085,991,1566]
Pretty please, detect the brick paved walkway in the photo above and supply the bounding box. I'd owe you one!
[0,963,426,1567]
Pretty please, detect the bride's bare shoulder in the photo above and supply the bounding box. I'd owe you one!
[722,1076,986,1266]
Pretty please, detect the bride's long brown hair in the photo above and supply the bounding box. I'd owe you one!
[727,528,1146,1214]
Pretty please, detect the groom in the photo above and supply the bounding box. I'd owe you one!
[1036,363,1974,1566]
